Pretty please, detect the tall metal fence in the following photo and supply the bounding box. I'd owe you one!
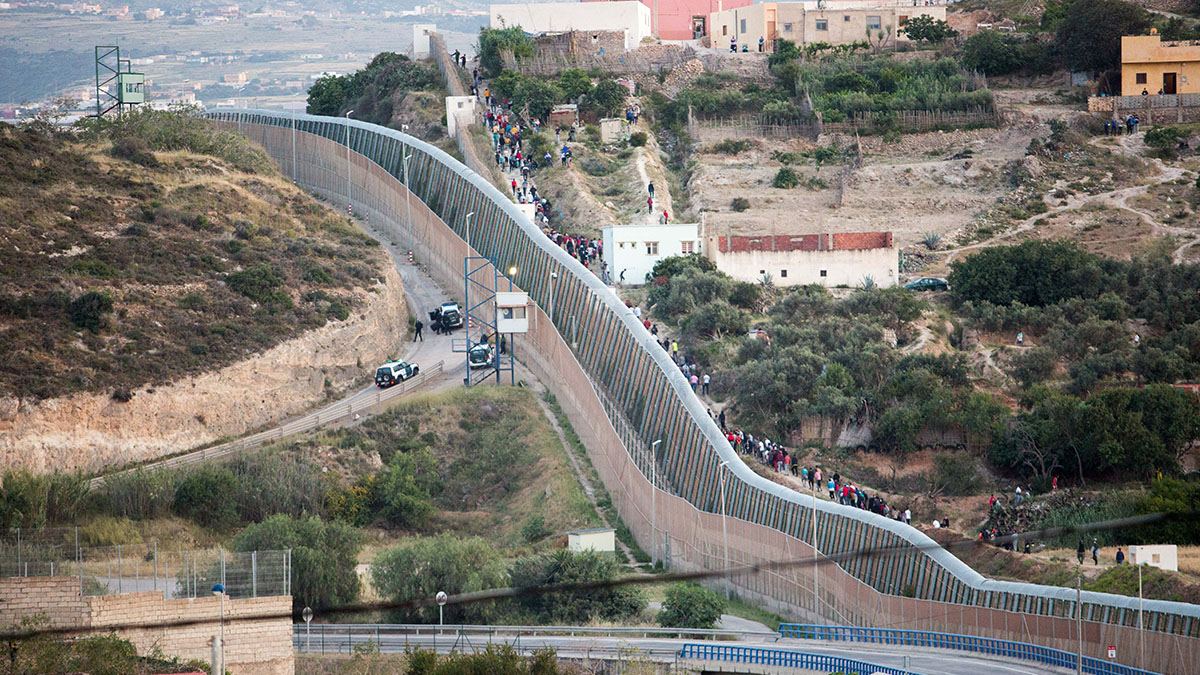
[207,109,1200,673]
[0,528,289,598]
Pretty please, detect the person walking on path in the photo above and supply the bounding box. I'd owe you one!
[702,373,710,396]
[758,36,764,52]
[647,195,653,214]
[414,320,424,341]
[689,373,698,391]
[1116,548,1125,564]
[1092,540,1100,565]
[648,182,654,199]
[1076,540,1086,564]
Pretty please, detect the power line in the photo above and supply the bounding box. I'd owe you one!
[0,511,1171,642]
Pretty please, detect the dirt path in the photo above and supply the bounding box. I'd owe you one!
[941,132,1198,264]
[633,131,674,224]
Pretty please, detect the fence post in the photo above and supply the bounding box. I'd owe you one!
[117,545,122,593]
[16,528,20,576]
[76,527,82,596]
[252,551,258,598]
[220,547,226,590]
[153,542,158,592]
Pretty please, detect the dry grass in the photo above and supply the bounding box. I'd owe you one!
[1178,546,1200,576]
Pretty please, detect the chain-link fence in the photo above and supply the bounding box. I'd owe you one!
[0,528,290,598]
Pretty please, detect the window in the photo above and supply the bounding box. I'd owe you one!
[780,270,787,278]
[740,18,746,33]
[1136,73,1148,84]
[680,241,694,254]
[820,270,827,277]
[618,242,625,248]
[783,22,793,32]
[1153,554,1162,563]
[645,241,659,255]
[844,15,850,22]
[723,25,727,36]
[899,15,908,25]
[815,19,828,31]
[866,15,882,30]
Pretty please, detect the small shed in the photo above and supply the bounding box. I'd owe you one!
[1129,545,1178,571]
[567,527,616,553]
[599,117,624,143]
[549,104,578,129]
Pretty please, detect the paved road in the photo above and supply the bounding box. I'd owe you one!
[295,630,1072,674]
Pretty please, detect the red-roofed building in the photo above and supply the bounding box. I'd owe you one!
[704,230,897,287]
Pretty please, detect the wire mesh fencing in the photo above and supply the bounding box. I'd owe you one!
[0,528,290,599]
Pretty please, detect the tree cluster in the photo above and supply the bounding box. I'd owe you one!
[306,52,439,125]
[490,68,628,120]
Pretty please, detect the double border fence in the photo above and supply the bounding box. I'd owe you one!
[207,109,1200,673]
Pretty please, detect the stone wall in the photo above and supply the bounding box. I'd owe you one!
[0,263,408,474]
[0,577,292,675]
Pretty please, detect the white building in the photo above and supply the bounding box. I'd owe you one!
[603,223,701,286]
[568,528,616,553]
[490,1,653,50]
[1128,545,1178,572]
[704,231,897,288]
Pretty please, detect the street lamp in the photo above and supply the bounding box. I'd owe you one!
[812,469,819,620]
[402,150,414,243]
[548,271,558,324]
[651,439,661,566]
[211,583,225,675]
[718,460,730,600]
[344,110,354,215]
[464,211,475,250]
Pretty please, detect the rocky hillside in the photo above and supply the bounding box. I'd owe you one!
[0,111,390,401]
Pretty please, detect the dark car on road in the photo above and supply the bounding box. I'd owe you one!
[903,277,949,291]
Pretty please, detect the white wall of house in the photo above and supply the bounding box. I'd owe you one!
[604,223,701,285]
[1129,545,1178,572]
[706,245,898,287]
[490,1,653,50]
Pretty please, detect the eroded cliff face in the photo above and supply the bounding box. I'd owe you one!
[0,265,407,473]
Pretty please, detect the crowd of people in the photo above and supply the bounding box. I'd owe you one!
[472,71,613,283]
[1104,114,1141,135]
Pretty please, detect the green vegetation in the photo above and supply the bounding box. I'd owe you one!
[1056,0,1151,74]
[773,167,801,189]
[234,515,363,613]
[477,26,535,78]
[372,537,643,625]
[657,583,724,629]
[306,52,439,125]
[0,112,383,400]
[299,644,572,675]
[899,15,958,43]
[0,630,209,675]
[490,68,628,119]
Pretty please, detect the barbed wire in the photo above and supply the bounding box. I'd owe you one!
[0,511,1172,642]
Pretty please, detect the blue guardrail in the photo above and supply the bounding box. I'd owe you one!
[777,624,1161,675]
[677,643,913,675]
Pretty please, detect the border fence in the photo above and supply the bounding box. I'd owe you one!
[689,106,998,141]
[0,528,289,599]
[206,108,1200,674]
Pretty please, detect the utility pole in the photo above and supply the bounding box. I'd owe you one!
[344,110,354,215]
[718,460,730,600]
[650,439,661,566]
[1139,563,1145,669]
[1076,569,1083,675]
[812,477,819,620]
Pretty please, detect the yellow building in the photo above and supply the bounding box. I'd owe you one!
[1121,34,1200,95]
[708,0,946,52]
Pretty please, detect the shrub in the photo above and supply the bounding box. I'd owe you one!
[657,583,724,628]
[302,266,334,284]
[374,448,439,528]
[172,466,238,528]
[928,452,984,497]
[629,131,648,147]
[773,167,801,189]
[521,515,547,542]
[102,468,176,520]
[233,514,363,612]
[68,290,113,333]
[713,139,751,155]
[1145,126,1186,150]
[509,550,645,624]
[372,535,509,624]
[731,196,751,212]
[227,264,284,303]
[110,136,160,167]
[922,232,942,250]
[961,31,1023,75]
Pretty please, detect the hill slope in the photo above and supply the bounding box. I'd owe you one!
[0,113,388,401]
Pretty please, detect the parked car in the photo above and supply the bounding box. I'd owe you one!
[440,302,463,329]
[468,342,494,369]
[903,277,949,292]
[374,360,419,387]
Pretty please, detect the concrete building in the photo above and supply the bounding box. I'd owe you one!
[490,1,653,50]
[603,223,701,285]
[704,231,897,287]
[708,0,947,51]
[581,0,753,40]
[1121,33,1200,95]
[1128,545,1179,572]
[568,527,617,552]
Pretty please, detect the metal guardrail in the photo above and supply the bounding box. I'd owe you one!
[90,360,444,488]
[778,624,1161,675]
[293,623,776,645]
[678,643,915,675]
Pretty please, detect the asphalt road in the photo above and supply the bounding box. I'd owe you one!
[294,629,1073,674]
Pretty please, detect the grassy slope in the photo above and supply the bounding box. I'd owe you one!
[0,123,386,400]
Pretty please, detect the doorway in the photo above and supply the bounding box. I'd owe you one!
[1164,72,1178,95]
[692,16,706,40]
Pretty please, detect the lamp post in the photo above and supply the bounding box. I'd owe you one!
[812,470,819,620]
[290,105,297,182]
[718,460,730,600]
[402,150,414,242]
[344,109,354,215]
[302,606,313,653]
[650,439,661,566]
[1076,569,1083,675]
[548,271,558,324]
[211,583,225,675]
[464,211,475,251]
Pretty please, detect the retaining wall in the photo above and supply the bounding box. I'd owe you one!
[209,109,1200,674]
